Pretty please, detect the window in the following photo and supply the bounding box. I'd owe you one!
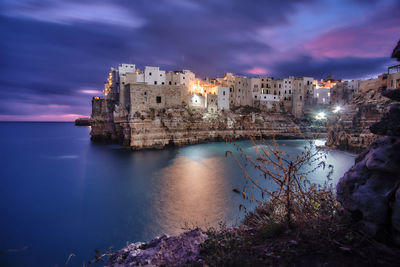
[264,96,267,99]
[154,81,157,85]
[274,90,277,95]
[160,74,162,76]
[175,82,177,85]
[169,81,172,85]
[162,82,165,85]
[300,96,302,101]
[279,91,281,96]
[223,91,226,96]
[183,76,185,79]
[279,84,281,88]
[144,92,147,96]
[289,90,292,94]
[149,72,152,76]
[156,96,162,103]
[285,81,287,84]
[284,90,287,94]
[261,83,264,88]
[255,95,257,98]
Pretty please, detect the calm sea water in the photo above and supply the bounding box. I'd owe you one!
[0,122,355,266]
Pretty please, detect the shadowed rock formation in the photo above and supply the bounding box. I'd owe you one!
[392,40,400,60]
[337,43,400,245]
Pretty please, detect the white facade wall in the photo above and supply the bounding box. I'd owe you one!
[144,66,166,85]
[118,64,136,75]
[166,70,195,87]
[260,94,280,101]
[136,73,145,83]
[314,88,330,104]
[347,80,360,93]
[217,86,230,110]
[188,93,206,109]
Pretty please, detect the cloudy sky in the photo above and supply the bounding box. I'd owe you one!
[0,0,399,121]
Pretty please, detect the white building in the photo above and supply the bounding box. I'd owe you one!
[144,66,166,85]
[166,70,195,87]
[118,64,136,76]
[314,88,330,104]
[217,86,230,110]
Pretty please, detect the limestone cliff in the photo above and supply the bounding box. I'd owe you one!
[91,107,306,150]
[326,85,392,152]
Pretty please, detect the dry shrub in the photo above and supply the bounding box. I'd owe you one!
[227,135,335,232]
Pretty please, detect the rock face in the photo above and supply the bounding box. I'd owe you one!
[91,107,307,150]
[106,229,208,267]
[74,117,90,126]
[337,87,400,246]
[326,83,392,152]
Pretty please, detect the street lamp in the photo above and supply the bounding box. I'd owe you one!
[315,112,326,120]
[333,105,342,113]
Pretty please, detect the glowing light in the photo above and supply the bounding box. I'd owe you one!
[333,105,342,113]
[315,112,326,120]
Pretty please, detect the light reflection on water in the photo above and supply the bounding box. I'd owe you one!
[0,123,356,267]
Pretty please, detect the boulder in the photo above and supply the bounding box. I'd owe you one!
[370,103,400,136]
[337,136,400,245]
[106,229,208,267]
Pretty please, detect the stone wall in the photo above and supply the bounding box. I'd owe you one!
[129,84,187,112]
[326,77,393,152]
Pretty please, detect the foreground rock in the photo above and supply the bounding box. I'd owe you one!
[337,80,400,245]
[106,229,208,266]
[75,117,91,126]
[337,136,400,244]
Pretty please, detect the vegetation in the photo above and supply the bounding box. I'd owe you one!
[191,137,399,266]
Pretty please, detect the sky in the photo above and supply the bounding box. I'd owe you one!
[0,0,399,121]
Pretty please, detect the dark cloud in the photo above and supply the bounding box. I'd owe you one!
[272,56,396,80]
[0,0,398,120]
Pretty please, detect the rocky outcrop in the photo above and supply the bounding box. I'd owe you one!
[337,88,400,246]
[91,107,308,150]
[75,117,90,126]
[326,87,391,152]
[106,229,207,267]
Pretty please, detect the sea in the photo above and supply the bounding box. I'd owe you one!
[0,122,355,266]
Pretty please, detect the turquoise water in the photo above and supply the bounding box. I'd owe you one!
[0,122,355,266]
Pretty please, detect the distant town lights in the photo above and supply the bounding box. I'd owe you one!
[315,112,326,120]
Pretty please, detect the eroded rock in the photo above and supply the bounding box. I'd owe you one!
[337,136,400,244]
[106,229,208,267]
